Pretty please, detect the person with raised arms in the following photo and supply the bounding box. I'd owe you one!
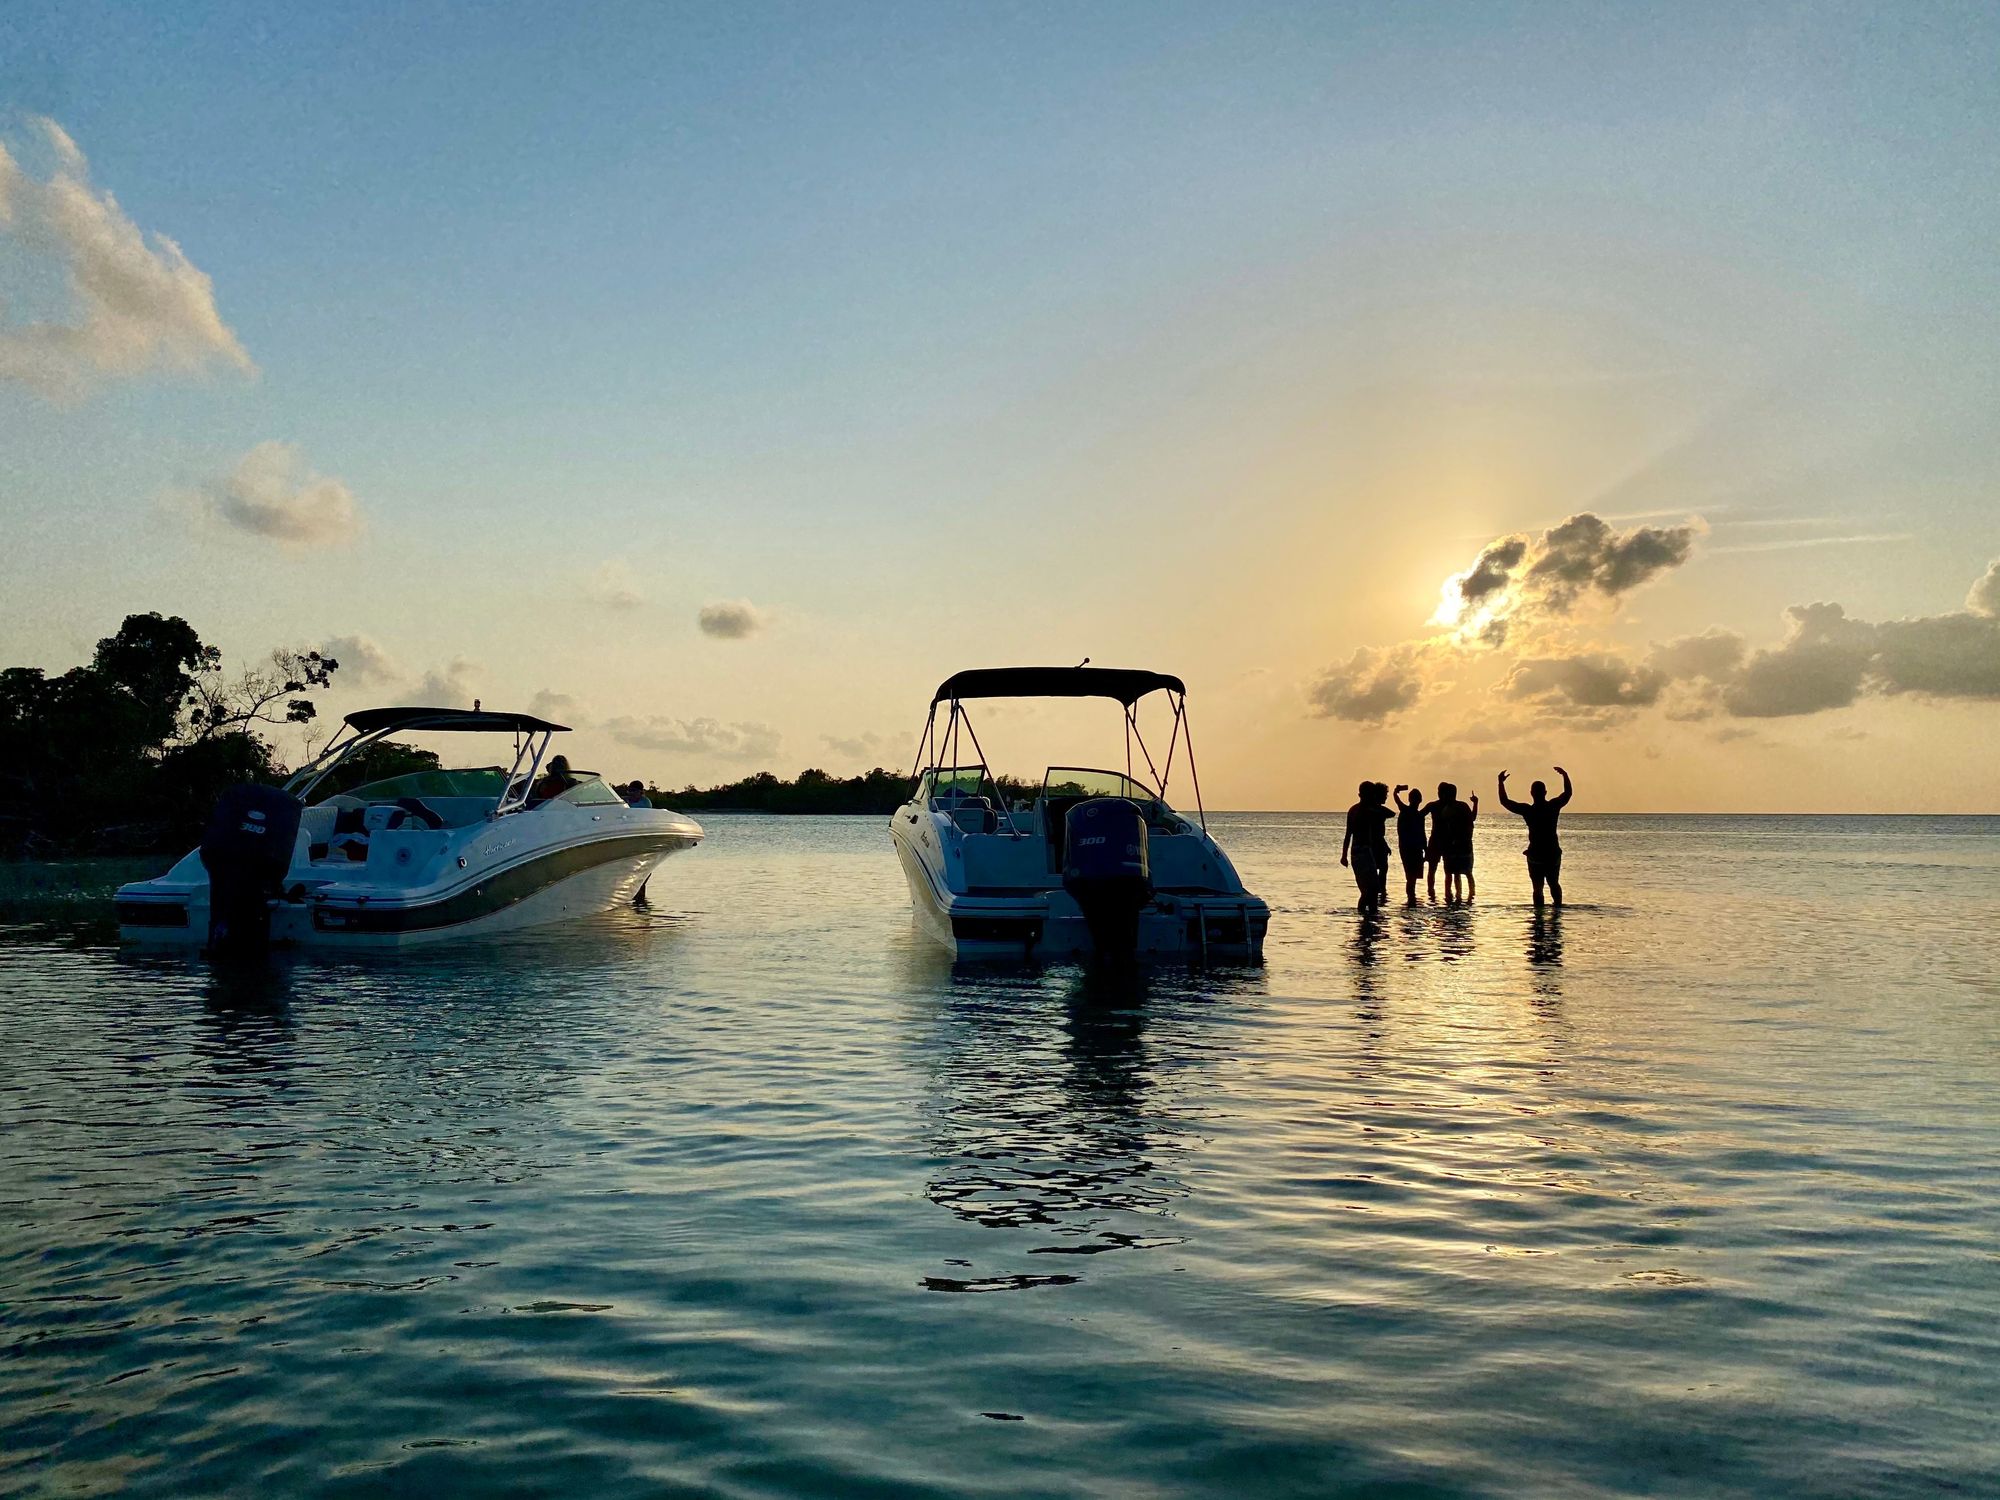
[1498,766,1573,909]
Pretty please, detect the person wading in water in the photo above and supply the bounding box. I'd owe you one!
[1425,782,1478,902]
[1392,784,1428,903]
[1498,766,1573,908]
[1340,781,1394,914]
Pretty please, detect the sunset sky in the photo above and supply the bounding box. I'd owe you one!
[3,3,1997,810]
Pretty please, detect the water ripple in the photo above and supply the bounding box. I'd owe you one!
[2,815,1997,1497]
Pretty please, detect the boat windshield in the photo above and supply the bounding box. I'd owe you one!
[1042,767,1158,802]
[926,766,991,799]
[549,775,628,806]
[324,767,509,804]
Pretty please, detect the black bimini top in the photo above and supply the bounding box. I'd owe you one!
[932,667,1187,706]
[343,706,570,735]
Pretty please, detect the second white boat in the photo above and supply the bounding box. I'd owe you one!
[890,667,1269,961]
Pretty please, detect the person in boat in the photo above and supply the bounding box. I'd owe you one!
[530,754,578,804]
[1340,780,1394,914]
[1392,784,1428,903]
[1498,766,1572,908]
[621,780,651,808]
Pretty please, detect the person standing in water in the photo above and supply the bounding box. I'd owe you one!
[1445,786,1478,901]
[1425,782,1478,901]
[1392,784,1428,903]
[1423,782,1453,899]
[1340,781,1394,914]
[1498,766,1572,908]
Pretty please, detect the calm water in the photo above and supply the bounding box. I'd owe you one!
[4,814,1997,1498]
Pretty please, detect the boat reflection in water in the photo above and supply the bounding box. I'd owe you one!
[911,962,1263,1292]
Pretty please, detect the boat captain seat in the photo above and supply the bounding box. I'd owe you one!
[938,793,998,833]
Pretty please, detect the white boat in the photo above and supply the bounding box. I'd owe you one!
[115,706,701,950]
[890,667,1269,960]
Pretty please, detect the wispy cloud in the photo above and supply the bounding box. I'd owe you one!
[1708,533,1912,555]
[586,560,644,611]
[0,118,254,400]
[605,715,780,762]
[821,730,889,761]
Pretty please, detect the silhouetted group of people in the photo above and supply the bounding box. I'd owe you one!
[1341,767,1574,913]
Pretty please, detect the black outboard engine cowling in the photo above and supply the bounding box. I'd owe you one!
[199,783,303,955]
[1062,797,1152,958]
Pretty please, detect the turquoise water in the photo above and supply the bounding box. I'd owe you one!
[3,814,1997,1498]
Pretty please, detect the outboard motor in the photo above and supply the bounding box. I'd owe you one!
[1062,797,1152,958]
[198,784,303,955]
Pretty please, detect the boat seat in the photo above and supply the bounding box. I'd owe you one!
[941,795,997,833]
[299,804,339,847]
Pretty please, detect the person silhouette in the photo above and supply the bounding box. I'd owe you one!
[1371,782,1393,906]
[1392,784,1428,903]
[1426,782,1478,901]
[1340,781,1394,914]
[1423,783,1448,899]
[1498,766,1572,908]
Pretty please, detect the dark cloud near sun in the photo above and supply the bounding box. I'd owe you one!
[1458,537,1526,606]
[1436,512,1701,641]
[1524,513,1699,608]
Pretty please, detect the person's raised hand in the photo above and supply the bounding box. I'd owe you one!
[1498,769,1510,783]
[1554,765,1568,776]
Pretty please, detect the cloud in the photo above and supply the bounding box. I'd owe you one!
[1527,512,1698,606]
[1434,511,1700,642]
[821,730,889,760]
[586,560,644,611]
[1720,603,1878,718]
[1968,561,2000,619]
[1457,537,1528,607]
[176,441,364,550]
[1305,644,1434,724]
[412,656,479,709]
[604,715,780,763]
[1873,612,2000,700]
[1644,559,2000,718]
[0,118,254,400]
[320,634,399,687]
[1506,653,1668,709]
[528,689,587,727]
[697,600,766,639]
[1648,629,1746,684]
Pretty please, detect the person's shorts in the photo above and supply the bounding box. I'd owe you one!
[1526,847,1563,880]
[1444,847,1474,876]
[1352,843,1384,887]
[1399,846,1425,880]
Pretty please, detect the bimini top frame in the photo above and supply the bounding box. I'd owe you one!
[283,705,568,816]
[910,666,1207,832]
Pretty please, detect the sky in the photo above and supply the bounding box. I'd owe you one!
[2,1,1997,811]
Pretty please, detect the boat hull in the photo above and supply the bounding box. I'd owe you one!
[891,818,1268,961]
[117,826,699,951]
